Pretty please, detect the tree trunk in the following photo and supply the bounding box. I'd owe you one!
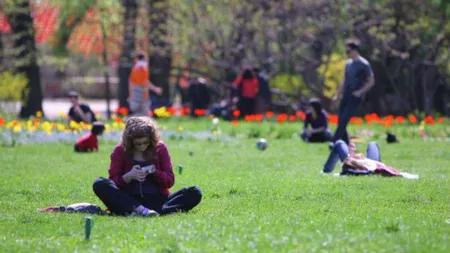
[148,0,171,100]
[118,0,138,108]
[5,0,43,118]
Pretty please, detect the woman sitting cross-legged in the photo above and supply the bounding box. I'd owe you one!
[93,116,202,216]
[301,98,332,143]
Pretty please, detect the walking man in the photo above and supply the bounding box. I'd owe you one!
[332,39,375,144]
[128,52,162,116]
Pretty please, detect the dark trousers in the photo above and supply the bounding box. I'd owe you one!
[239,97,256,116]
[93,177,202,215]
[332,97,362,144]
[301,131,333,143]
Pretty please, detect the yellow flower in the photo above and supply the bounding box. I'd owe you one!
[41,121,53,133]
[178,126,184,131]
[6,121,18,129]
[36,111,43,118]
[154,107,170,118]
[27,126,37,132]
[104,124,111,132]
[57,123,66,132]
[70,120,80,130]
[13,125,22,133]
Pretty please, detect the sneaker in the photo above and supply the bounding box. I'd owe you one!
[131,208,160,217]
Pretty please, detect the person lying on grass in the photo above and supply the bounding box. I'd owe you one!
[74,122,105,152]
[93,116,202,217]
[323,140,418,179]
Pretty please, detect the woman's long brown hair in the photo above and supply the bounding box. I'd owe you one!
[120,116,160,161]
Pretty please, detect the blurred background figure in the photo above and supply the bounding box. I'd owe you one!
[128,52,162,116]
[253,67,272,114]
[233,68,259,117]
[74,121,105,152]
[67,91,96,125]
[301,98,332,143]
[177,69,191,108]
[189,77,211,117]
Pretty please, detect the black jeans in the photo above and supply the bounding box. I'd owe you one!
[332,96,362,144]
[301,131,333,143]
[93,177,202,215]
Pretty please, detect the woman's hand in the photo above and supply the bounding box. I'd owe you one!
[123,165,147,183]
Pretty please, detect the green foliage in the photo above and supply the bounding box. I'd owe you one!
[269,73,310,95]
[0,72,28,102]
[317,54,347,99]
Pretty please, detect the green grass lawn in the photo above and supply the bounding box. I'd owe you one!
[0,131,449,252]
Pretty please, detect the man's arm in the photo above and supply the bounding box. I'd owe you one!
[333,82,345,102]
[353,76,374,97]
[146,80,162,95]
[76,106,92,123]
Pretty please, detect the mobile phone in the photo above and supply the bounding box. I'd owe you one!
[141,165,155,173]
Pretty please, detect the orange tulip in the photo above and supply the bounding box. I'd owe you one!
[194,109,206,116]
[0,117,5,126]
[181,107,190,116]
[118,107,129,116]
[408,115,417,124]
[289,115,297,122]
[424,115,435,125]
[231,120,239,125]
[296,111,306,121]
[350,117,363,125]
[255,114,264,122]
[395,116,406,124]
[33,118,41,125]
[265,111,274,118]
[437,117,444,123]
[167,107,176,116]
[277,114,287,123]
[328,114,338,125]
[233,110,241,117]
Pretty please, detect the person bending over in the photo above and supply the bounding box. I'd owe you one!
[74,122,105,152]
[93,116,202,216]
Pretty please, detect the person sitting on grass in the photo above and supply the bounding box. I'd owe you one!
[301,98,332,143]
[74,122,105,152]
[92,116,202,217]
[323,140,418,179]
[67,91,97,125]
